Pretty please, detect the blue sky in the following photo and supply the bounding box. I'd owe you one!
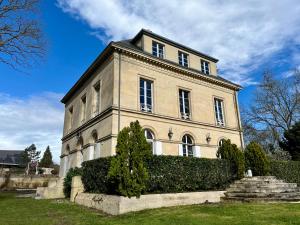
[0,1,300,162]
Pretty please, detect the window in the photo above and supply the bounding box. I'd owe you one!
[152,41,164,58]
[178,51,188,67]
[93,82,101,116]
[144,129,155,153]
[214,98,225,126]
[218,138,225,147]
[140,78,153,112]
[182,135,193,157]
[68,106,73,130]
[81,95,87,122]
[201,60,210,75]
[179,89,190,119]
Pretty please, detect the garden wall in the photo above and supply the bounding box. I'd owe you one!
[0,175,57,190]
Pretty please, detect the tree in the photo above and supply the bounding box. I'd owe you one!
[108,120,152,197]
[279,121,300,160]
[217,139,245,179]
[39,146,53,168]
[243,70,300,149]
[244,142,270,176]
[23,144,40,175]
[0,0,44,69]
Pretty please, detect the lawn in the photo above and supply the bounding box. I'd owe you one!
[0,192,300,225]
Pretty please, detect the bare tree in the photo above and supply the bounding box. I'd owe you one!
[243,69,300,149]
[0,0,44,69]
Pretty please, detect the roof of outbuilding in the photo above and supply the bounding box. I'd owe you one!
[0,150,23,165]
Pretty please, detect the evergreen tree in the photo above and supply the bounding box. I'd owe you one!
[40,146,54,168]
[279,122,300,161]
[245,142,270,176]
[217,139,245,179]
[108,120,152,197]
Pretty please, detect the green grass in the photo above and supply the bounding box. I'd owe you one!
[1,192,300,225]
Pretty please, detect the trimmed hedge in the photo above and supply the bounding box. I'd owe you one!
[63,167,83,198]
[270,160,300,185]
[82,156,236,194]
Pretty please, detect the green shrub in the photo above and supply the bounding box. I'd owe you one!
[270,160,300,185]
[217,139,245,179]
[108,121,152,197]
[63,167,83,198]
[82,156,236,194]
[245,142,270,176]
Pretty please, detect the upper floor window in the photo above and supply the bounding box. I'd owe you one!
[81,95,87,123]
[179,89,190,119]
[182,134,193,157]
[201,60,210,75]
[140,78,153,112]
[93,82,101,116]
[68,106,73,130]
[214,98,225,126]
[152,41,164,58]
[178,51,188,67]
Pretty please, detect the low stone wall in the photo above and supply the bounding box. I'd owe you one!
[36,178,65,199]
[74,191,225,215]
[0,175,56,190]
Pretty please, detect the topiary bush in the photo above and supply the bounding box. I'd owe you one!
[108,121,152,197]
[270,160,300,185]
[82,155,236,194]
[244,142,270,176]
[216,139,245,179]
[63,167,83,198]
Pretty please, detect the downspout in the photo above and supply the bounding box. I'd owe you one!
[118,52,121,133]
[234,91,244,149]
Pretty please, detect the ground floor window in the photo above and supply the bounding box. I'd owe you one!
[182,134,193,157]
[144,129,155,153]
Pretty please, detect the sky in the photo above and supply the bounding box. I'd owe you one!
[0,0,300,163]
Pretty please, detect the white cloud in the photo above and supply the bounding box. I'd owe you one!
[57,0,300,85]
[0,92,64,163]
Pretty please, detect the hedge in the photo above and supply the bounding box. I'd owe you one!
[63,167,83,198]
[82,155,236,194]
[270,160,300,185]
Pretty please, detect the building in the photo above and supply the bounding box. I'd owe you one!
[59,29,243,177]
[0,150,24,168]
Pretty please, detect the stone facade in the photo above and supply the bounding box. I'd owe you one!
[59,29,243,177]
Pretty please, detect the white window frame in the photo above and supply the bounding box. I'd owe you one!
[178,51,189,67]
[201,60,210,75]
[144,129,155,154]
[214,98,225,126]
[182,135,193,157]
[179,89,190,120]
[140,78,153,113]
[152,41,164,58]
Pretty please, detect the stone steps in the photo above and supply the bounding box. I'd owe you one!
[222,176,300,203]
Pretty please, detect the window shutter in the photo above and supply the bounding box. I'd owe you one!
[178,144,183,156]
[155,141,163,155]
[193,146,201,158]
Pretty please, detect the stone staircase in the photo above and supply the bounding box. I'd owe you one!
[222,176,300,202]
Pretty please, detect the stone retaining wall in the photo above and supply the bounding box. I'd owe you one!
[0,175,57,190]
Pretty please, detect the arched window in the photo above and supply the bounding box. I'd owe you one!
[144,129,155,153]
[77,136,84,150]
[218,138,225,147]
[65,144,70,155]
[182,134,193,157]
[91,130,98,143]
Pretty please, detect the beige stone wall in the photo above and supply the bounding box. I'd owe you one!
[63,57,114,136]
[142,34,218,76]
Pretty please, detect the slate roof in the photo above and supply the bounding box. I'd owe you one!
[0,150,23,166]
